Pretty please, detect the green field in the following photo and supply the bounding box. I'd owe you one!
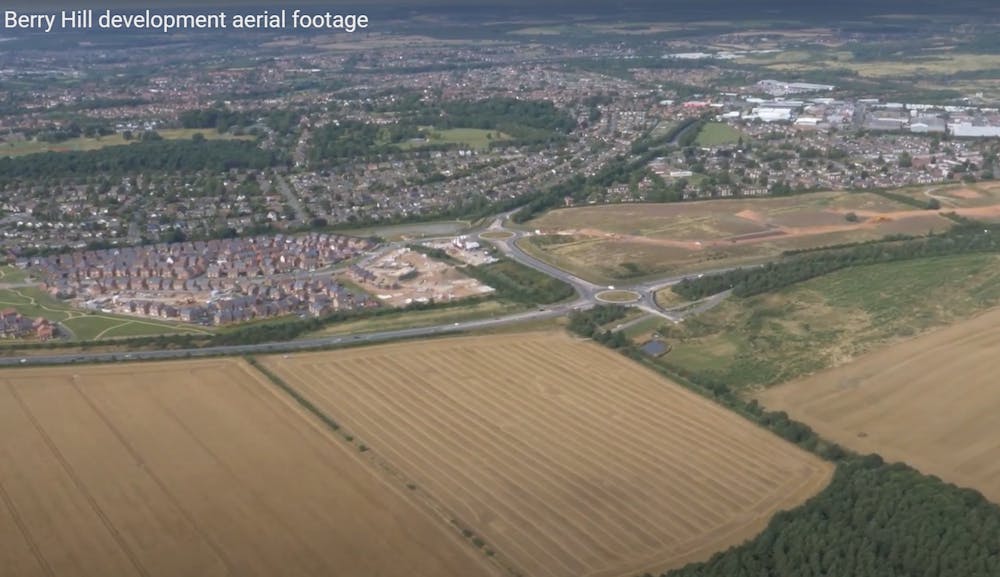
[694,122,743,146]
[1,129,253,158]
[0,287,210,341]
[303,300,523,338]
[0,266,31,284]
[416,127,510,150]
[656,254,1000,391]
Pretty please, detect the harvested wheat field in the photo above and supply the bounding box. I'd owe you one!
[0,358,497,577]
[759,306,1000,503]
[262,332,833,577]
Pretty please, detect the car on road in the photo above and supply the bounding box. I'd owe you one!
[19,358,27,364]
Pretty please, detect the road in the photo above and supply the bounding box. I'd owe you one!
[271,174,309,225]
[3,211,739,366]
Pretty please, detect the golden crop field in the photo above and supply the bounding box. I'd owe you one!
[759,307,1000,503]
[263,333,833,577]
[0,359,496,577]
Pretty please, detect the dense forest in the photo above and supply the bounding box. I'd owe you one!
[662,456,1000,577]
[673,222,1000,300]
[0,138,282,180]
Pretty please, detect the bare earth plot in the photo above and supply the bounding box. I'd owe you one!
[523,192,964,280]
[263,333,833,577]
[758,307,1000,504]
[0,359,496,577]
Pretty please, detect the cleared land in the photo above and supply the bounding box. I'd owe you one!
[659,253,1000,390]
[525,191,968,282]
[263,333,832,577]
[0,129,252,157]
[0,358,495,577]
[758,306,1000,504]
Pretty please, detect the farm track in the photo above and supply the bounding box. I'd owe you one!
[263,332,833,577]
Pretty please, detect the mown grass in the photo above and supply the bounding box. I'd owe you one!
[657,254,1000,391]
[0,266,30,284]
[0,287,209,341]
[694,122,743,146]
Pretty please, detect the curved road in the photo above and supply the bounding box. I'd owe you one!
[2,211,738,366]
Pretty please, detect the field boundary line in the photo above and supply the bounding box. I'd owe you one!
[244,356,523,577]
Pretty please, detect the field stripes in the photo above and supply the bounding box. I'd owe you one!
[264,332,833,577]
[0,360,498,577]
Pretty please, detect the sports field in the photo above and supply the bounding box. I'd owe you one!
[0,359,495,577]
[263,333,833,577]
[758,306,1000,504]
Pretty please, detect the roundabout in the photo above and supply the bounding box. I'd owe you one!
[479,230,515,240]
[594,289,642,304]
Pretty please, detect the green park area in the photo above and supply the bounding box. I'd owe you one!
[1,128,253,158]
[0,286,211,342]
[694,122,743,146]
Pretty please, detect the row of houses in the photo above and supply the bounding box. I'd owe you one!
[0,309,56,340]
[92,276,375,326]
[29,233,375,285]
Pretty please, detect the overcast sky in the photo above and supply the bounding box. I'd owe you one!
[6,0,997,13]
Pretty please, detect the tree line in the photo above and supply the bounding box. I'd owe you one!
[673,222,1000,300]
[567,304,631,348]
[572,305,1000,577]
[0,138,283,180]
[661,455,1000,577]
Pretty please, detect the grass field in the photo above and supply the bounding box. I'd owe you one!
[525,191,953,282]
[1,129,253,158]
[420,128,510,150]
[0,358,494,577]
[0,266,31,284]
[0,287,210,341]
[658,254,1000,390]
[694,122,743,146]
[262,333,832,577]
[303,300,522,338]
[758,306,1000,503]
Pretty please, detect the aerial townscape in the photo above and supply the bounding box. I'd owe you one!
[1,1,1000,576]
